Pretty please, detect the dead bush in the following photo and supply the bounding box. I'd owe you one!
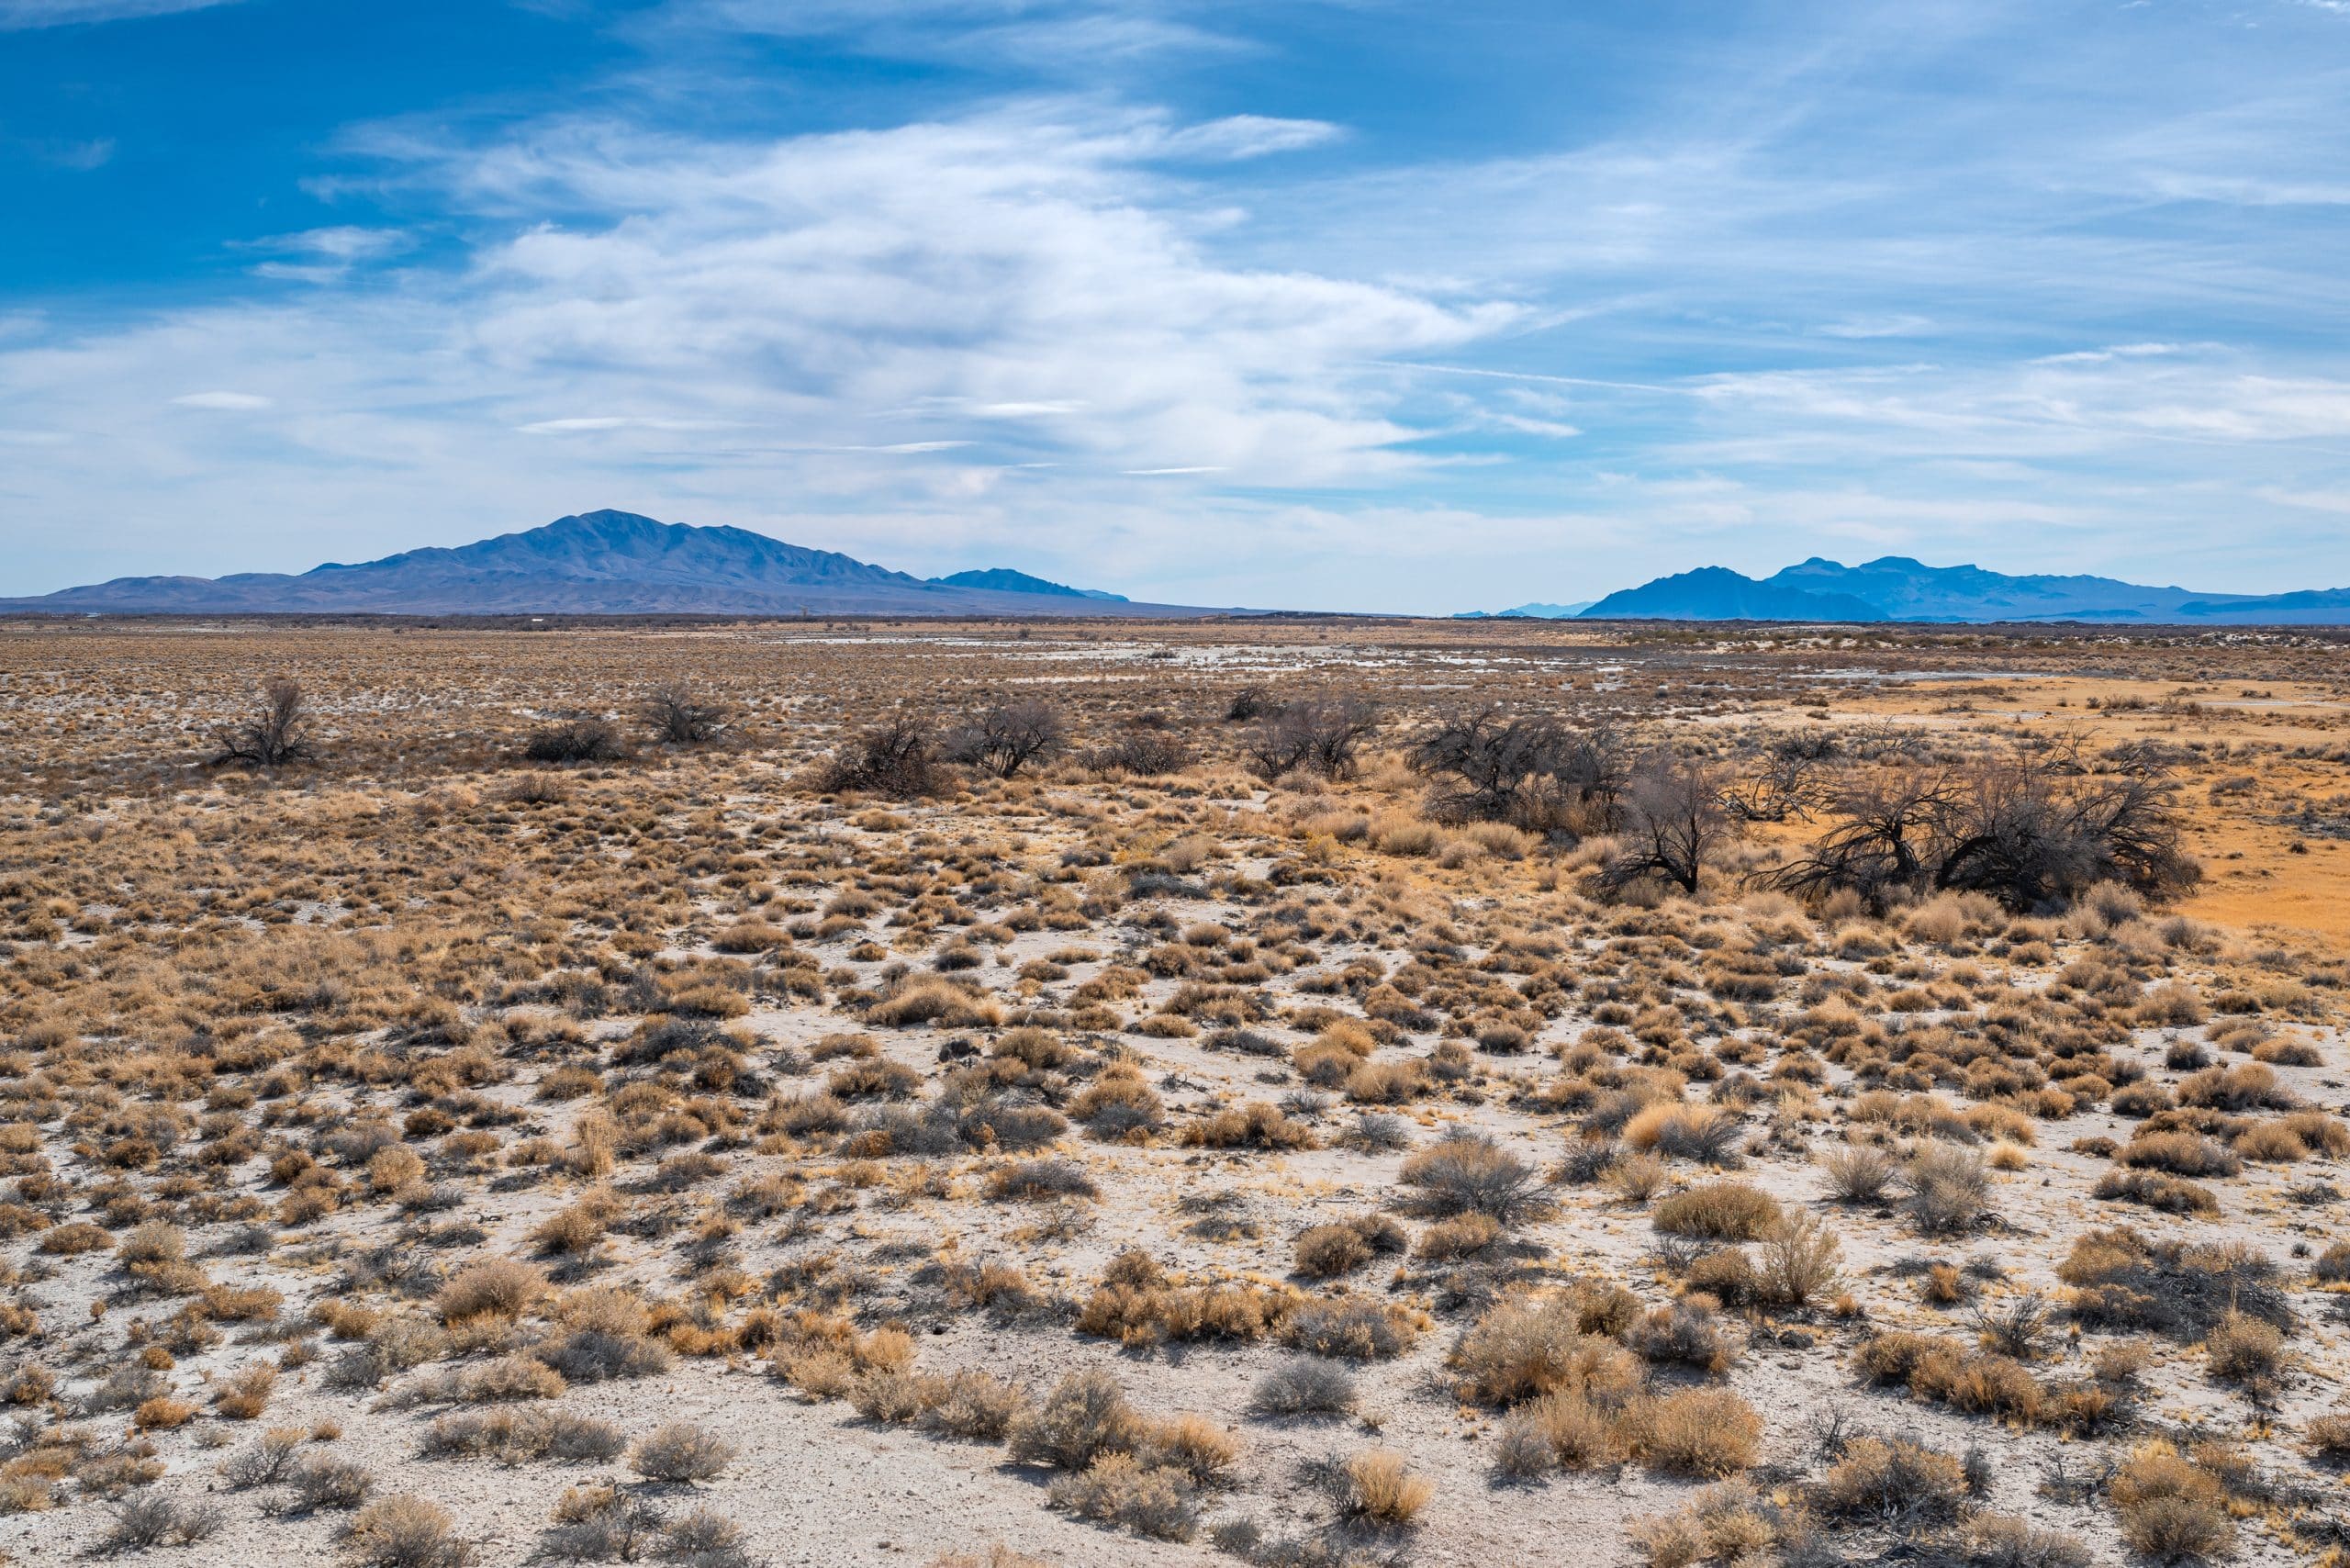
[346,1495,475,1568]
[1652,1182,1782,1242]
[1622,1388,1762,1477]
[817,717,946,798]
[630,1421,737,1484]
[1816,1435,1969,1527]
[213,674,315,767]
[1010,1370,1140,1472]
[1398,1131,1544,1224]
[437,1259,547,1325]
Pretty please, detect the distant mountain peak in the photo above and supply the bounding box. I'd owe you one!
[1505,554,2350,625]
[2,510,1175,618]
[1580,566,1886,623]
[930,567,1127,602]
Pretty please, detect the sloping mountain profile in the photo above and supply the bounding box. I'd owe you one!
[1452,600,1596,620]
[0,510,1197,617]
[1477,555,2350,624]
[929,567,1126,601]
[1580,566,1889,622]
[1758,556,2254,622]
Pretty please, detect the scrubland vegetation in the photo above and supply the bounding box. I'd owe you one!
[3,614,2350,1564]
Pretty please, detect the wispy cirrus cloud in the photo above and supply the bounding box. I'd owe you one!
[0,0,243,28]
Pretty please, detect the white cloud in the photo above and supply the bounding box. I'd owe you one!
[1818,314,1932,340]
[0,103,1521,593]
[170,390,273,410]
[0,0,241,28]
[244,227,412,262]
[1155,116,1342,162]
[2257,486,2350,514]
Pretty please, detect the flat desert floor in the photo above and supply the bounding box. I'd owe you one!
[1,616,2347,1568]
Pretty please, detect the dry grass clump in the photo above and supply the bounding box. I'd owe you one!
[1179,1103,1318,1150]
[345,1495,476,1568]
[1076,1258,1294,1349]
[1006,1368,1241,1540]
[1328,1450,1431,1526]
[630,1422,737,1484]
[1623,1102,1744,1165]
[1397,1131,1544,1223]
[1628,1481,1808,1568]
[1450,1290,1640,1406]
[2057,1226,2290,1341]
[1815,1435,1970,1526]
[422,1407,625,1464]
[2107,1442,2233,1562]
[1651,1181,1781,1241]
[436,1258,547,1326]
[1618,1388,1762,1478]
[1857,1330,2053,1425]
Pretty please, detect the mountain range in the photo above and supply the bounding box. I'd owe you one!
[1452,599,1595,621]
[0,510,1186,618]
[1567,557,2350,624]
[16,520,2350,625]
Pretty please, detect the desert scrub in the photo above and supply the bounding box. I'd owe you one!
[1814,1435,1970,1526]
[345,1495,476,1568]
[1651,1182,1782,1241]
[1178,1103,1317,1150]
[1281,1296,1427,1361]
[1628,1480,1812,1568]
[1292,1214,1406,1278]
[1619,1388,1762,1478]
[1450,1290,1640,1405]
[631,1422,737,1484]
[1397,1130,1545,1223]
[2107,1442,2233,1562]
[1077,1252,1297,1348]
[436,1259,547,1326]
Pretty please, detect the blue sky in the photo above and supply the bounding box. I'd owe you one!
[4,0,2349,611]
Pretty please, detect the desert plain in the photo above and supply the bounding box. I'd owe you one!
[1,615,2348,1567]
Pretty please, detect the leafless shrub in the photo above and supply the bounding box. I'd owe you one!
[1399,1132,1544,1224]
[346,1495,476,1568]
[1904,1142,1994,1236]
[1720,733,1831,823]
[213,674,314,767]
[1080,731,1192,778]
[1770,744,2199,913]
[1242,692,1380,780]
[642,685,727,746]
[1408,707,1624,832]
[1593,756,1733,897]
[631,1421,737,1484]
[222,1429,304,1489]
[1822,1145,1897,1204]
[99,1493,223,1552]
[817,716,945,797]
[280,1456,375,1513]
[524,718,624,764]
[1010,1369,1140,1472]
[943,698,1066,778]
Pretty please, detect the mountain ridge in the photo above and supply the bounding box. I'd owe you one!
[1505,556,2350,624]
[0,510,1195,618]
